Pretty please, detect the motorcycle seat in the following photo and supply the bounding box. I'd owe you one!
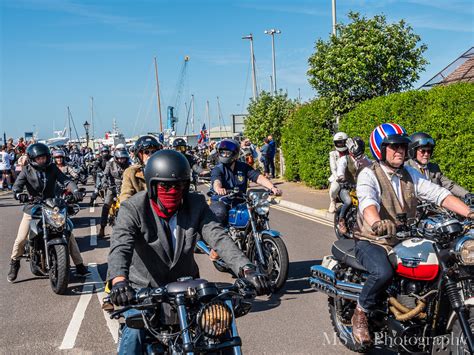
[331,239,367,272]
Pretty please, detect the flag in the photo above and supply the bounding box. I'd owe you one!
[197,123,208,144]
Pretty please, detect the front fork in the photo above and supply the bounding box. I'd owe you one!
[42,213,51,270]
[176,295,194,355]
[248,206,266,268]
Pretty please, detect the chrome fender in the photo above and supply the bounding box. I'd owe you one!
[260,229,281,238]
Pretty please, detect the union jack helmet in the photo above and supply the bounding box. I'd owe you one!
[369,123,410,162]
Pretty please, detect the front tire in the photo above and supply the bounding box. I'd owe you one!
[49,244,69,295]
[450,308,474,355]
[250,235,289,292]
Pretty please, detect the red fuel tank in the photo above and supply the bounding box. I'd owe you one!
[391,239,439,281]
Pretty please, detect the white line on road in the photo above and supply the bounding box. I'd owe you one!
[90,219,97,246]
[271,205,333,228]
[59,281,94,349]
[89,263,119,343]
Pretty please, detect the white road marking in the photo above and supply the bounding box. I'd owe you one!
[271,204,334,228]
[59,281,94,349]
[59,264,119,350]
[89,263,119,343]
[90,219,97,246]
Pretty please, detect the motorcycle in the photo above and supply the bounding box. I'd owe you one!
[19,193,81,294]
[89,171,106,207]
[333,182,358,240]
[111,277,255,354]
[197,189,289,292]
[309,210,474,354]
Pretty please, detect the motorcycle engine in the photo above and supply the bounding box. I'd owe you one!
[392,279,423,309]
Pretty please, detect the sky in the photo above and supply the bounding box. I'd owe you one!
[1,0,473,140]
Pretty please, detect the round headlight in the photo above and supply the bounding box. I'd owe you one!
[256,205,270,215]
[460,240,474,265]
[248,192,258,201]
[198,301,233,338]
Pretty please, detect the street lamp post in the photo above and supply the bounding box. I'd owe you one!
[264,29,281,94]
[83,121,90,148]
[242,34,258,101]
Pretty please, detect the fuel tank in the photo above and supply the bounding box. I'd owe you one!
[391,238,439,281]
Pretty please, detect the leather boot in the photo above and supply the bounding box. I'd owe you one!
[98,226,106,238]
[7,259,21,282]
[351,306,372,345]
[328,200,336,213]
[338,218,348,235]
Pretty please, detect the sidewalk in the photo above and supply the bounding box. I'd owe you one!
[270,179,334,222]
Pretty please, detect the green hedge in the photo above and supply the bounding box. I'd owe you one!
[339,83,474,190]
[281,99,334,188]
[280,83,474,191]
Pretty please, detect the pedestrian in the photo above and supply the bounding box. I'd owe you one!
[328,132,349,213]
[240,138,257,167]
[260,138,270,177]
[0,145,15,190]
[267,135,276,178]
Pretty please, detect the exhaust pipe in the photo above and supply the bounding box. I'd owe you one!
[309,265,362,302]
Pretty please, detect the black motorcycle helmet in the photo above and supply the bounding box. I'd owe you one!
[347,136,365,159]
[172,138,187,153]
[408,132,435,161]
[114,149,130,168]
[144,150,191,200]
[217,139,240,165]
[27,143,52,171]
[134,135,163,164]
[100,146,111,156]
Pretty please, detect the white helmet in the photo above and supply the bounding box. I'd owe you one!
[333,132,348,152]
[115,143,125,150]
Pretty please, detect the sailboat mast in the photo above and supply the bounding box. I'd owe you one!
[191,94,195,134]
[154,57,163,132]
[67,106,71,139]
[90,96,95,149]
[206,100,210,141]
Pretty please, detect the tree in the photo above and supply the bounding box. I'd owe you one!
[307,12,428,115]
[244,91,296,146]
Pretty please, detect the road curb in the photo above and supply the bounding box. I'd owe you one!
[273,199,334,222]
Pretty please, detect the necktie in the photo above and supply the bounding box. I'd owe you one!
[161,218,174,255]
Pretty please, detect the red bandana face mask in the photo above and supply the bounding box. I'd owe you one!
[151,185,184,218]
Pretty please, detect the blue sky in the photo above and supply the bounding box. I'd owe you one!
[1,0,473,140]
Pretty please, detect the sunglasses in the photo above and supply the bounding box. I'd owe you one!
[142,149,157,155]
[157,181,186,191]
[219,150,233,158]
[418,148,432,155]
[387,143,407,150]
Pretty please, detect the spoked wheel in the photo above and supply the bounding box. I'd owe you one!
[49,244,69,295]
[328,297,370,353]
[250,235,289,292]
[450,308,474,355]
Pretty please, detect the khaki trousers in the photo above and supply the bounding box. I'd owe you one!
[11,213,84,265]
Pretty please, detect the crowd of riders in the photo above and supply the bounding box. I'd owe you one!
[4,126,472,353]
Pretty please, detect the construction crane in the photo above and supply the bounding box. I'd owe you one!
[167,56,190,132]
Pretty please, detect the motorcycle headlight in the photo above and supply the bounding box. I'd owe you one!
[460,239,474,265]
[255,195,270,215]
[198,301,233,338]
[248,192,258,201]
[44,207,66,228]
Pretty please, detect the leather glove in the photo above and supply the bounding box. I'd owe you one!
[371,219,397,237]
[72,190,83,202]
[110,281,135,306]
[467,212,474,221]
[239,265,272,296]
[16,193,29,203]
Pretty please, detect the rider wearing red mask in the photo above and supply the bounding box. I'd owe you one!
[107,150,271,354]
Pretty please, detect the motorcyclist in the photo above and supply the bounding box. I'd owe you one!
[98,148,130,237]
[8,143,89,282]
[119,135,162,203]
[335,137,371,234]
[209,139,281,225]
[172,137,203,176]
[53,149,79,180]
[328,132,349,213]
[352,123,473,345]
[69,146,84,167]
[107,149,271,354]
[407,132,470,199]
[89,146,112,206]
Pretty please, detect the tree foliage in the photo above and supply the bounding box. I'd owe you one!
[340,83,474,190]
[281,99,334,188]
[307,12,428,115]
[244,91,296,146]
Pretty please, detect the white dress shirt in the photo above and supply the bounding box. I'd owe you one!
[357,163,451,214]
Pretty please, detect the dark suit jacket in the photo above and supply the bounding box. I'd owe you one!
[107,191,250,288]
[407,159,469,199]
[12,164,76,214]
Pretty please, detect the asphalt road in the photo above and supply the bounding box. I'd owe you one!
[0,184,369,354]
